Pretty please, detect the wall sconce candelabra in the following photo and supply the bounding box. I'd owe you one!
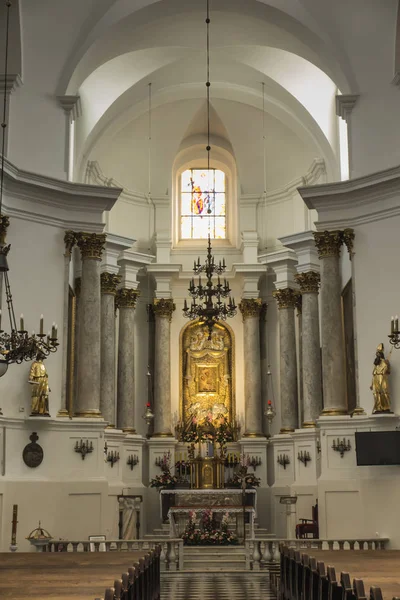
[332,438,351,458]
[74,439,93,460]
[155,456,165,468]
[389,315,400,349]
[248,455,262,470]
[316,439,321,454]
[297,451,311,466]
[127,454,139,470]
[107,450,120,467]
[277,453,290,470]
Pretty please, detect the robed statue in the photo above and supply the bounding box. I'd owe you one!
[29,352,50,416]
[370,343,392,414]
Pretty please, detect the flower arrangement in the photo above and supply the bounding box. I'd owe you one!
[149,470,178,490]
[227,472,261,488]
[181,509,238,546]
[214,416,234,446]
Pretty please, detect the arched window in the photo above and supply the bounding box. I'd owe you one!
[180,168,226,239]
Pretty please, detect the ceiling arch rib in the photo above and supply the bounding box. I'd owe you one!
[61,0,355,97]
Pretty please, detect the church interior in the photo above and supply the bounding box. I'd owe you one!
[2,0,400,599]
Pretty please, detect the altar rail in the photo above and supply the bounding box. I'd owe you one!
[246,538,389,572]
[47,538,184,572]
[278,543,400,600]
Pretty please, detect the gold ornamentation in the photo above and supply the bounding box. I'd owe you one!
[280,426,295,433]
[116,288,140,308]
[29,353,50,416]
[320,408,347,416]
[343,228,355,260]
[302,421,317,428]
[295,272,320,294]
[153,298,176,320]
[238,298,262,320]
[74,409,103,418]
[180,321,235,429]
[76,232,106,260]
[74,277,81,298]
[64,230,76,257]
[314,230,343,258]
[0,214,10,244]
[101,272,121,296]
[371,342,391,414]
[273,288,298,309]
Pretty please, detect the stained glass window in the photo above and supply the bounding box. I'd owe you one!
[180,168,226,239]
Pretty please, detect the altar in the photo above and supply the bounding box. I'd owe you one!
[160,488,257,540]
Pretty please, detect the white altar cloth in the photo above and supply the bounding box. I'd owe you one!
[159,488,257,519]
[167,506,256,538]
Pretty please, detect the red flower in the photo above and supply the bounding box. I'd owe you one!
[267,400,272,406]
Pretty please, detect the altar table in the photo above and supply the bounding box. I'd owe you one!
[167,506,256,539]
[159,488,257,520]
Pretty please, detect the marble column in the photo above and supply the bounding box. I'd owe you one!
[314,230,347,415]
[116,288,139,432]
[75,232,106,417]
[100,272,121,427]
[152,298,175,437]
[295,272,322,427]
[239,298,264,437]
[58,230,76,417]
[273,289,298,433]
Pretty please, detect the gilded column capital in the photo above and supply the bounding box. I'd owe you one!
[153,298,176,320]
[116,288,140,308]
[0,215,10,245]
[343,228,355,260]
[101,272,121,296]
[238,298,263,320]
[76,232,106,260]
[294,292,302,315]
[295,271,320,294]
[74,277,81,298]
[260,302,268,322]
[273,288,298,309]
[314,230,343,258]
[64,230,76,257]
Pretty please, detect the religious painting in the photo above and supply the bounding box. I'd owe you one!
[180,168,226,239]
[342,278,357,413]
[180,322,234,426]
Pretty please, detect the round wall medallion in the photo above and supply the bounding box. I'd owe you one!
[22,432,44,468]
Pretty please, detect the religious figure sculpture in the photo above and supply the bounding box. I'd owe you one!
[370,343,392,414]
[28,352,50,416]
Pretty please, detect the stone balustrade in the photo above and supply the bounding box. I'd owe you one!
[46,538,184,572]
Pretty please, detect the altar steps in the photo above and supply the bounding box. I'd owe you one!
[183,546,247,572]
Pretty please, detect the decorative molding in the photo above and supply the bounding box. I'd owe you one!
[0,215,10,244]
[238,298,262,320]
[102,233,135,276]
[85,160,150,208]
[64,230,76,257]
[314,230,343,258]
[294,292,302,315]
[342,228,355,259]
[76,232,106,260]
[279,230,320,274]
[100,272,121,296]
[295,271,320,294]
[1,156,121,232]
[273,288,298,310]
[57,95,81,121]
[0,74,22,95]
[153,298,176,320]
[116,288,140,308]
[335,95,359,122]
[263,248,298,290]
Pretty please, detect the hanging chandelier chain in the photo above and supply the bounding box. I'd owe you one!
[206,0,211,172]
[0,0,11,217]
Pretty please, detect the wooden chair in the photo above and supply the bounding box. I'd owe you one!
[296,501,319,539]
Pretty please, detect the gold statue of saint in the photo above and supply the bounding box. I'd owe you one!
[370,343,392,414]
[29,352,50,416]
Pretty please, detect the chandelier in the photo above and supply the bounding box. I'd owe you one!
[183,235,236,339]
[0,0,58,376]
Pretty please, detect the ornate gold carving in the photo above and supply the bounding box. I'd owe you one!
[101,272,121,296]
[116,288,140,308]
[280,426,295,433]
[74,409,103,418]
[302,420,317,428]
[238,298,262,320]
[295,272,320,294]
[320,408,347,416]
[64,230,76,257]
[180,322,234,428]
[0,215,10,245]
[314,230,343,258]
[273,288,298,309]
[343,228,355,260]
[76,232,106,260]
[74,277,81,298]
[153,298,176,320]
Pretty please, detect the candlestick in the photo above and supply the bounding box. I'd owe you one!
[391,316,394,334]
[20,314,24,331]
[11,504,18,546]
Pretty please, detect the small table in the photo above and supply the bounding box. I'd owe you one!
[167,506,256,539]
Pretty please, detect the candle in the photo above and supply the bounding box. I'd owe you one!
[396,315,399,332]
[40,314,44,335]
[54,324,58,339]
[391,316,394,334]
[20,314,24,331]
[184,299,187,310]
[11,504,18,546]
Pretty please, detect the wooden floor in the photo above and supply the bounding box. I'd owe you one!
[305,550,400,599]
[0,552,148,600]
